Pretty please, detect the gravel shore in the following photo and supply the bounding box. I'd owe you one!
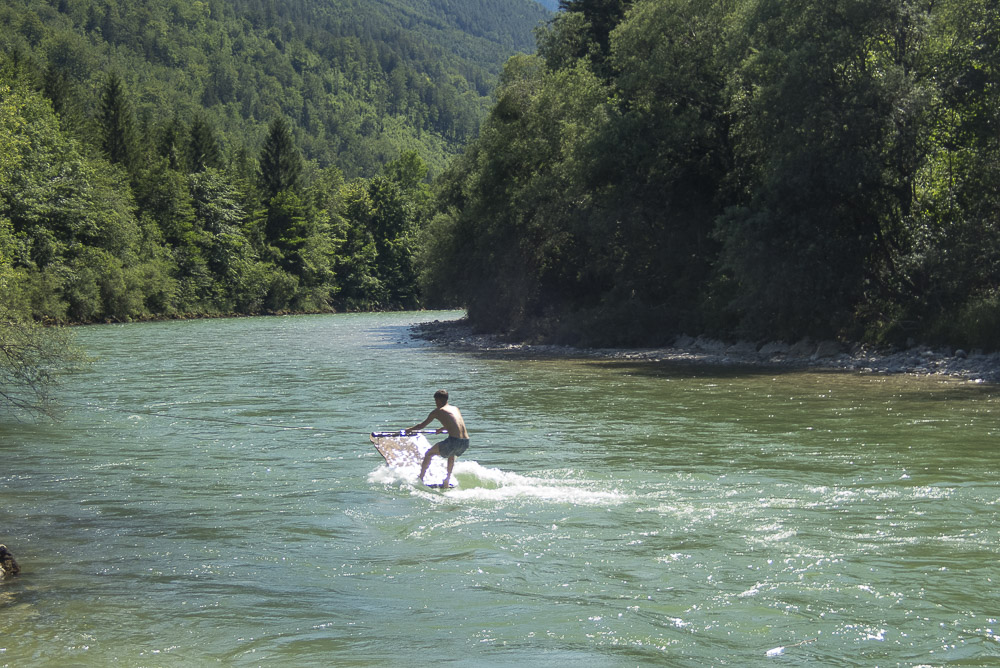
[411,319,1000,385]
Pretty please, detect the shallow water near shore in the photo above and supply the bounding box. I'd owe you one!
[2,311,999,666]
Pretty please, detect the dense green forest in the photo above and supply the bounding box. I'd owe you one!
[4,0,1000,364]
[0,0,549,328]
[421,0,1000,350]
[2,0,550,176]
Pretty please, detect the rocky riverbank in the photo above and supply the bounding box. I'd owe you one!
[411,319,1000,384]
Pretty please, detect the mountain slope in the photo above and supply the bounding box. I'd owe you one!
[0,0,551,176]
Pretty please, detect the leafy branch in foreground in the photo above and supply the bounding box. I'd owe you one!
[0,315,87,416]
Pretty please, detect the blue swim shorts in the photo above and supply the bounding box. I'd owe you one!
[437,436,470,458]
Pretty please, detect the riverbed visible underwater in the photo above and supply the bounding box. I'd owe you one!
[2,311,998,666]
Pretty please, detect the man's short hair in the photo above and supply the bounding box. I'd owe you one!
[434,389,448,403]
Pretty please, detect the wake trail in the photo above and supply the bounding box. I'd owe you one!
[368,460,631,506]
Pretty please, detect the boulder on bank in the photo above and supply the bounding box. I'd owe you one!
[726,340,759,355]
[759,341,791,357]
[693,336,726,352]
[0,545,19,578]
[813,340,844,359]
[789,338,815,357]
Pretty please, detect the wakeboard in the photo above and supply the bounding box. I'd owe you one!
[370,432,456,488]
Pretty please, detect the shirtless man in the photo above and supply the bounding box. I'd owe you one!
[405,389,469,487]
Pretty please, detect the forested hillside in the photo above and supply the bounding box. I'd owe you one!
[422,0,1000,351]
[1,0,549,176]
[0,0,549,326]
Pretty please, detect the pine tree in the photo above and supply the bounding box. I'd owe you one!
[258,116,302,201]
[188,113,221,172]
[96,71,137,172]
[157,114,186,171]
[42,64,73,119]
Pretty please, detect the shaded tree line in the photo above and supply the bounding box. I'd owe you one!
[422,0,1000,350]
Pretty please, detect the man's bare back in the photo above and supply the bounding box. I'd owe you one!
[422,404,468,439]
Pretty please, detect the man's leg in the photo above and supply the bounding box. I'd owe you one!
[441,455,456,487]
[419,444,440,482]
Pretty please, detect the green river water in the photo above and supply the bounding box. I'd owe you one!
[1,311,998,666]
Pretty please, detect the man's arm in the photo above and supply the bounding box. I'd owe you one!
[405,409,443,434]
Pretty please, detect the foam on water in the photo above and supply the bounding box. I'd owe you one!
[368,459,630,506]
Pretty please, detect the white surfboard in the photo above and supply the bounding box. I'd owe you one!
[369,432,456,488]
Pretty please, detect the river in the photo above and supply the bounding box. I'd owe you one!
[1,311,998,666]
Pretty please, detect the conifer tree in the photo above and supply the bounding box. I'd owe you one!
[259,116,302,201]
[157,114,186,171]
[188,113,221,173]
[42,65,73,119]
[96,71,137,172]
